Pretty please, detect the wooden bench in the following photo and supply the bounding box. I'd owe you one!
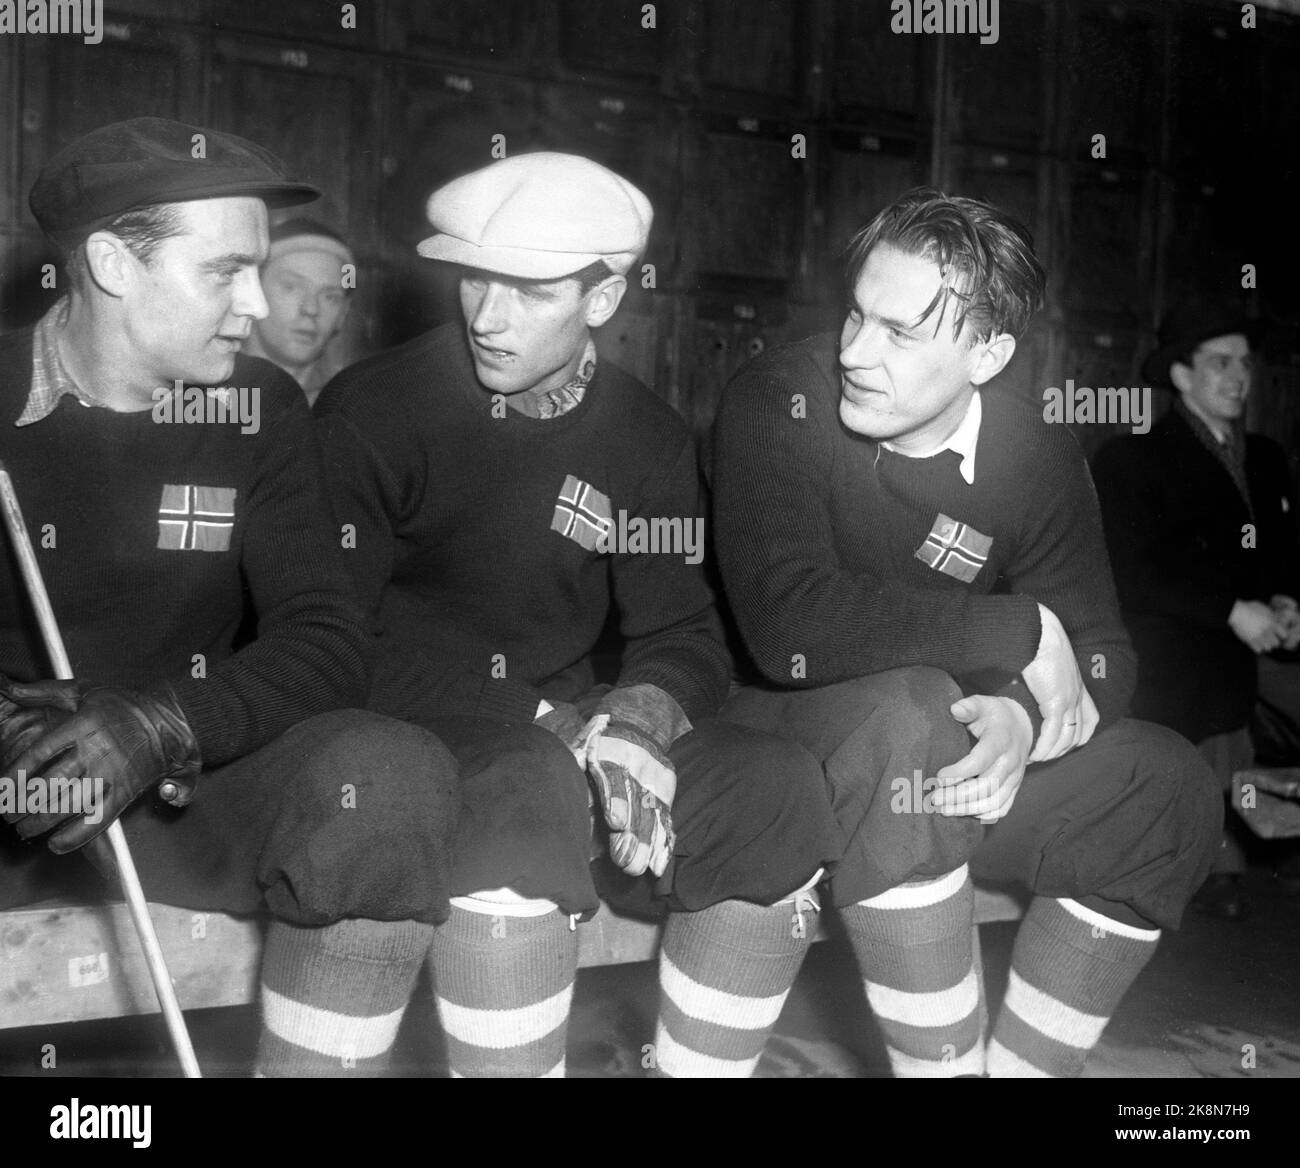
[0,889,1026,1031]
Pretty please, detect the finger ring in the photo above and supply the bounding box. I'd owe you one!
[1064,721,1077,727]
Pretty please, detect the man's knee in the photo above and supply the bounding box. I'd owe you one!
[1124,719,1224,849]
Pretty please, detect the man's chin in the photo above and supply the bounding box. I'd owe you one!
[839,395,889,438]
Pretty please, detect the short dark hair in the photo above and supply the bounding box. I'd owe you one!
[843,187,1046,342]
[568,259,615,294]
[62,202,188,289]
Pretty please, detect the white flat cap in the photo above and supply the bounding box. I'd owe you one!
[417,152,653,279]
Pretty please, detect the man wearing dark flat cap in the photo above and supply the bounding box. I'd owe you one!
[1093,298,1300,917]
[317,152,840,1078]
[0,116,464,1075]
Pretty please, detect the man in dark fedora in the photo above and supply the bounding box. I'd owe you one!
[1093,298,1300,916]
[0,116,462,1074]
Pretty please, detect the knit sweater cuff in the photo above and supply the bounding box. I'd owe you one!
[477,676,546,723]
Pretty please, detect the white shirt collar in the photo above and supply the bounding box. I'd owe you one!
[881,390,982,485]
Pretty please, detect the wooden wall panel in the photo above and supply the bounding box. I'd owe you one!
[696,0,805,107]
[0,230,56,333]
[949,0,1049,149]
[830,0,923,127]
[1062,166,1150,326]
[210,0,381,48]
[209,36,383,250]
[383,0,539,62]
[17,23,206,232]
[557,0,670,82]
[0,37,16,224]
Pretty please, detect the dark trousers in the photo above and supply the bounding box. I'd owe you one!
[428,715,843,918]
[0,709,460,926]
[721,668,1223,931]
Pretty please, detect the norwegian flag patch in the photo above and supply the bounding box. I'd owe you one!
[157,484,236,552]
[550,475,613,551]
[915,513,992,583]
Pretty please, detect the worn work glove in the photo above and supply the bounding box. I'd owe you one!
[4,682,201,853]
[584,684,691,879]
[535,698,591,769]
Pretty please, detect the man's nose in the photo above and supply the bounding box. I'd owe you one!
[300,295,320,319]
[841,321,883,369]
[233,269,269,321]
[469,283,510,336]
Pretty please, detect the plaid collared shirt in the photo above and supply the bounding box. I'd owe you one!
[17,298,99,426]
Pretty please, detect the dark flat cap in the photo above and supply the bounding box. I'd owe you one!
[1142,297,1267,387]
[30,116,319,241]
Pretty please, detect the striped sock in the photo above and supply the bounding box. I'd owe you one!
[841,865,985,1077]
[429,896,578,1078]
[255,918,433,1077]
[988,897,1159,1078]
[653,882,820,1078]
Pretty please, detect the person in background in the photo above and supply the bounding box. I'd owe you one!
[1093,299,1300,918]
[246,217,355,405]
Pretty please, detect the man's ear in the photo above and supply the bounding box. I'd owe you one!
[583,274,627,329]
[81,232,135,298]
[970,331,1016,387]
[1169,360,1193,395]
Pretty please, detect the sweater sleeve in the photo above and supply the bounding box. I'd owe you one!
[710,344,1041,689]
[315,381,545,723]
[997,430,1136,727]
[1092,437,1238,630]
[167,391,375,766]
[609,431,732,722]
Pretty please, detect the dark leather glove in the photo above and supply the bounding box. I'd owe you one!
[0,676,82,772]
[5,683,201,853]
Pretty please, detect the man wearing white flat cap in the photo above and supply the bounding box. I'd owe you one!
[316,152,840,1078]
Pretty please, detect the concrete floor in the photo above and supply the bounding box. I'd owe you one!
[2,861,1298,1078]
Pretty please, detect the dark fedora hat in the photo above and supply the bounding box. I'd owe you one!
[1142,297,1267,388]
[30,116,319,243]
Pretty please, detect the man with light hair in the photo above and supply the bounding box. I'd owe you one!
[317,152,841,1078]
[711,187,1221,1077]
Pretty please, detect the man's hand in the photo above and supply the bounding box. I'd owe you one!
[0,677,82,772]
[1022,603,1099,763]
[1269,595,1300,651]
[935,695,1034,823]
[6,684,200,853]
[535,699,590,769]
[1230,599,1285,654]
[583,684,690,879]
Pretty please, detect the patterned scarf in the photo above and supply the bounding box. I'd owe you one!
[1174,398,1253,520]
[506,340,598,420]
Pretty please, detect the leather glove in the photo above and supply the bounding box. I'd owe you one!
[0,676,82,772]
[584,684,691,878]
[535,699,590,768]
[5,682,201,854]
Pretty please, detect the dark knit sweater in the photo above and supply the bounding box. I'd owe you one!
[0,328,374,767]
[314,322,731,725]
[711,333,1136,726]
[1092,408,1300,741]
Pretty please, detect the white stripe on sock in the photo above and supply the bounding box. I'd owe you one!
[654,1021,761,1078]
[659,951,790,1030]
[450,889,560,917]
[890,1042,986,1078]
[1002,969,1109,1050]
[865,967,980,1028]
[857,865,970,910]
[1057,897,1162,941]
[436,983,574,1049]
[986,1037,1052,1078]
[540,1059,565,1078]
[262,985,405,1061]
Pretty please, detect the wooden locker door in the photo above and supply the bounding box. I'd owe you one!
[383,0,539,62]
[210,0,382,49]
[556,0,671,84]
[1060,0,1165,166]
[536,84,679,281]
[685,113,809,291]
[951,146,1046,261]
[696,0,806,110]
[948,0,1049,150]
[830,0,923,129]
[825,130,920,253]
[382,66,541,256]
[1,36,17,224]
[1059,328,1144,460]
[209,36,383,252]
[1062,167,1150,327]
[18,22,206,232]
